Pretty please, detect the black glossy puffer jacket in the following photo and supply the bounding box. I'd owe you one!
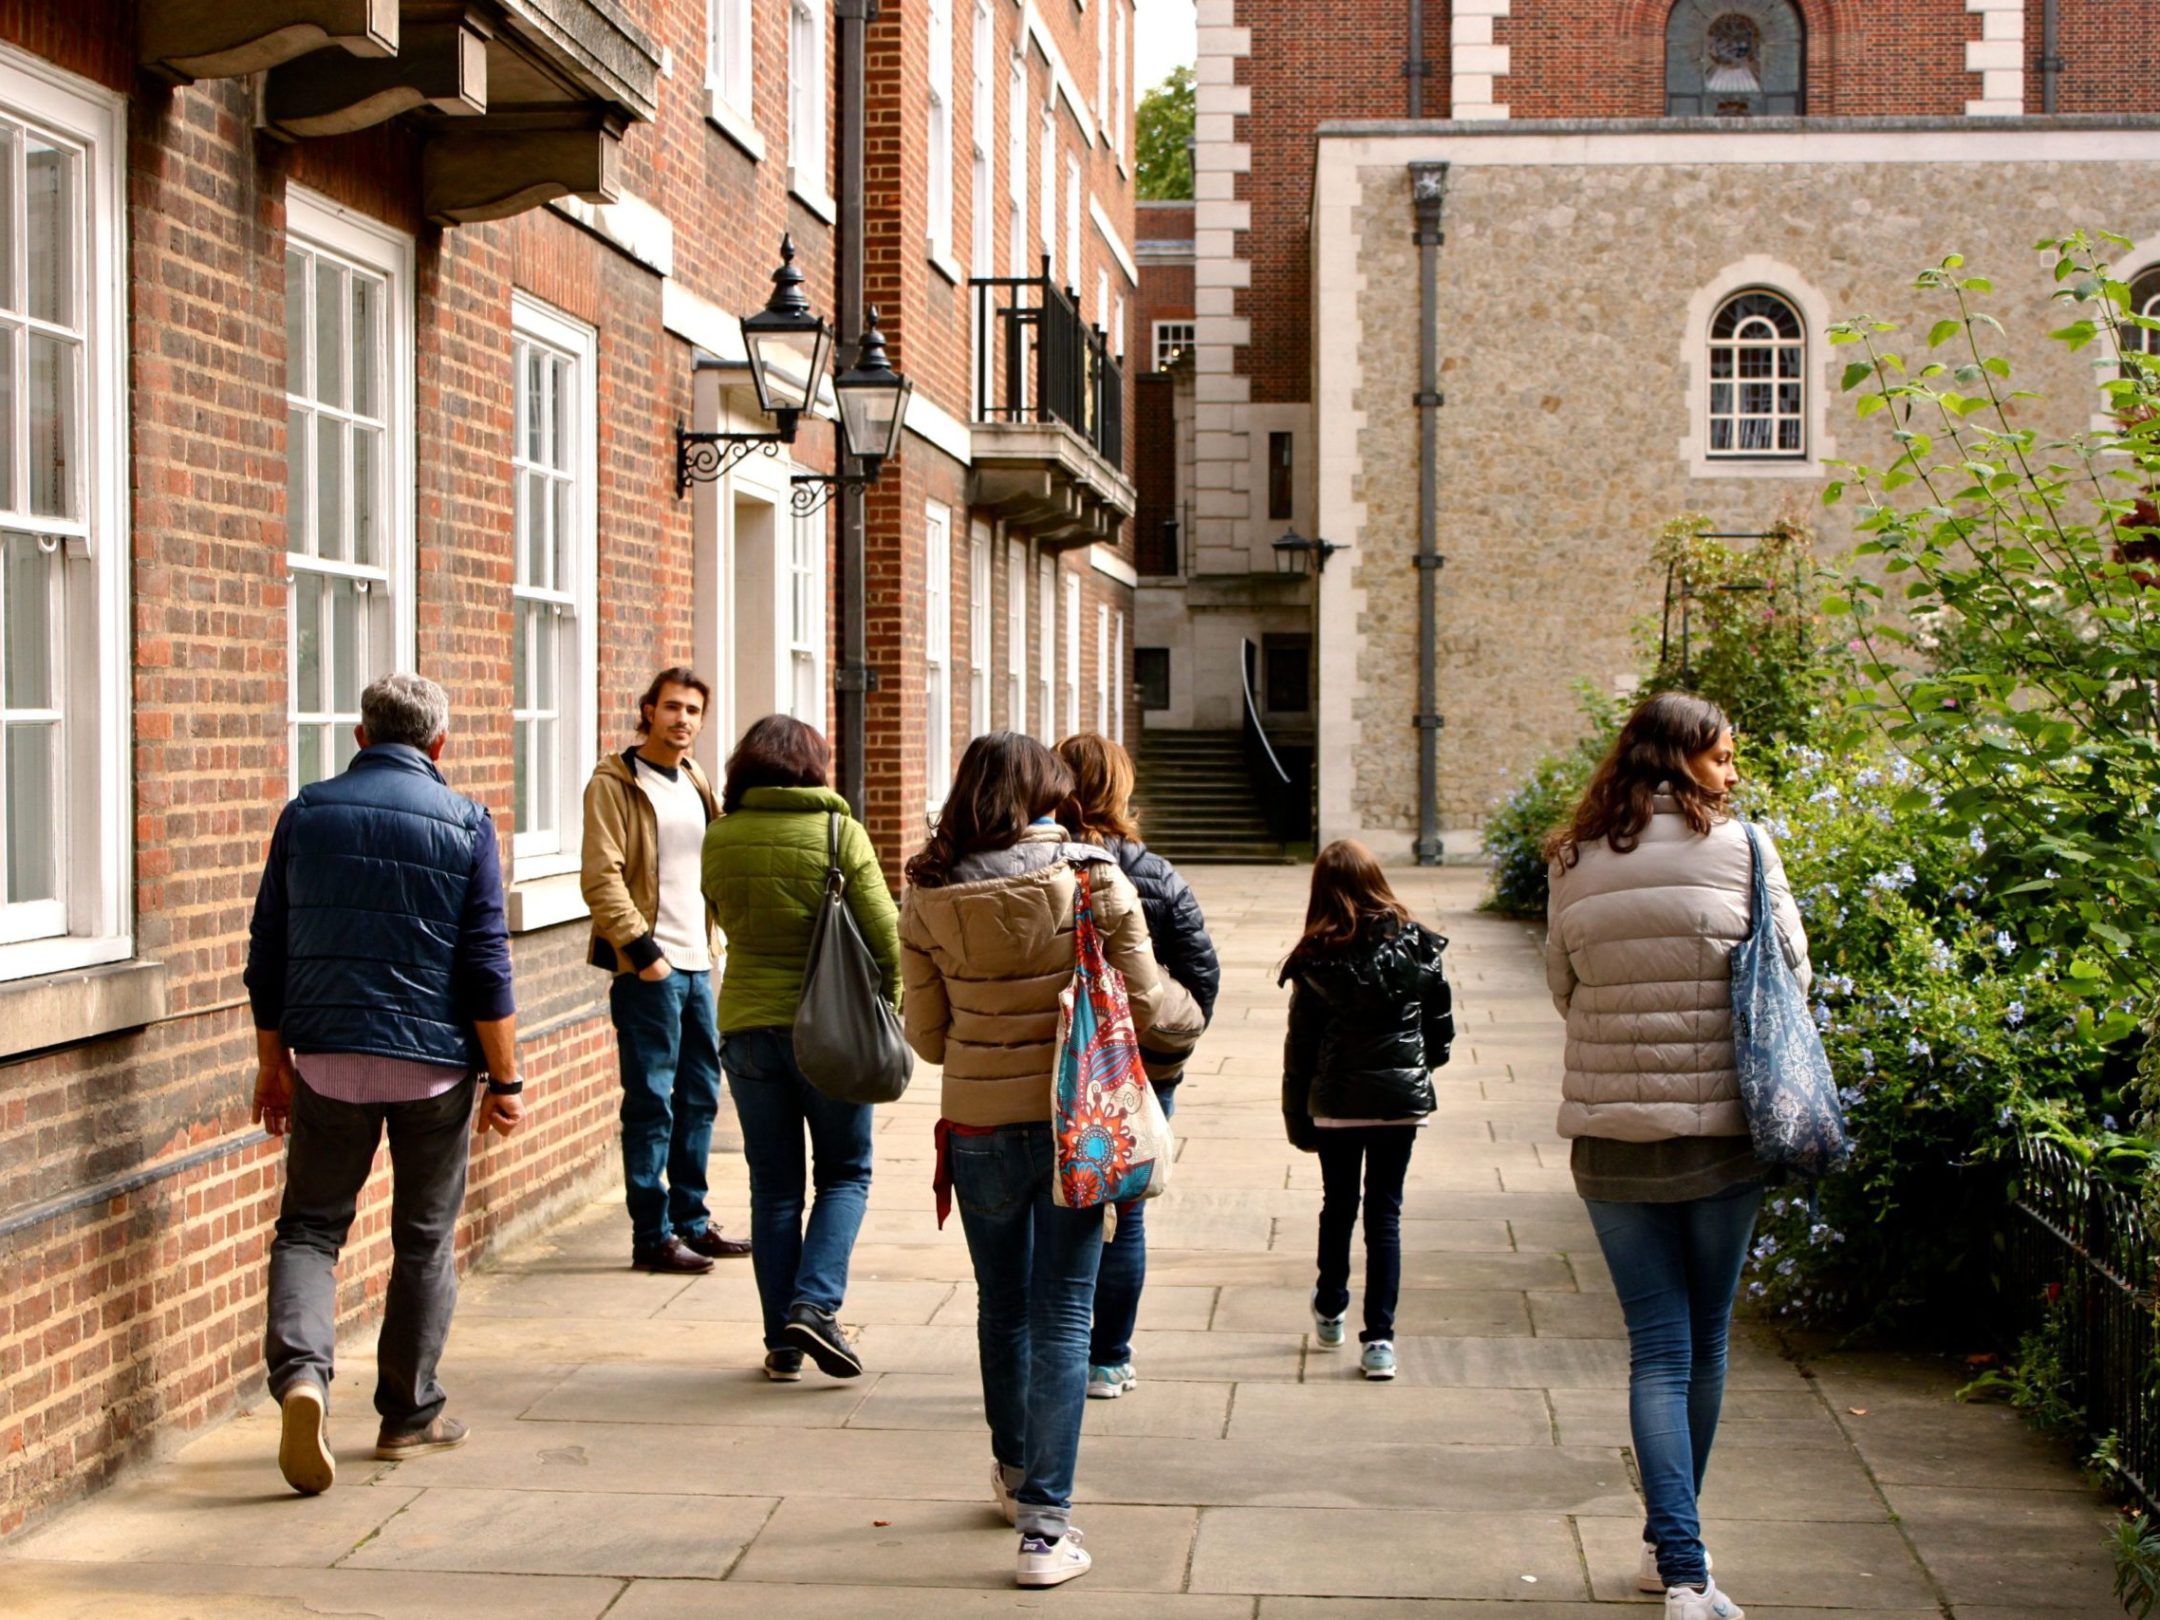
[1280,916,1453,1148]
[1105,836,1221,1020]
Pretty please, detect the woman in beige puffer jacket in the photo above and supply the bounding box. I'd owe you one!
[901,731,1200,1591]
[1543,692,1809,1620]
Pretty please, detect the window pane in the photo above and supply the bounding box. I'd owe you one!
[294,569,322,713]
[5,533,53,709]
[513,721,529,828]
[1778,420,1801,450]
[286,407,309,553]
[1709,348,1733,379]
[1709,382,1732,415]
[549,357,568,470]
[314,260,344,410]
[332,725,358,774]
[525,345,544,463]
[1738,346,1772,379]
[27,332,76,520]
[351,425,378,565]
[0,327,13,511]
[316,414,345,561]
[536,717,558,836]
[1777,345,1800,378]
[0,128,14,313]
[330,575,360,712]
[24,135,75,329]
[297,722,322,786]
[284,252,308,397]
[526,470,549,588]
[553,477,572,591]
[511,600,528,705]
[1710,419,1733,451]
[534,603,557,710]
[351,274,378,418]
[1776,382,1800,414]
[6,723,56,902]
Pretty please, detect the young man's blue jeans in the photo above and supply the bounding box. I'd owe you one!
[1089,1085,1177,1367]
[949,1121,1105,1540]
[721,1025,874,1350]
[1585,1181,1765,1591]
[610,968,722,1252]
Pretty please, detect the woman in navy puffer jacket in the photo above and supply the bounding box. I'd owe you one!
[1056,733,1219,1402]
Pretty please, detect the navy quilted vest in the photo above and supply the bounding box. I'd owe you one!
[277,744,488,1068]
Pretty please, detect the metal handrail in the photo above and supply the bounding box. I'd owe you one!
[1240,638,1291,788]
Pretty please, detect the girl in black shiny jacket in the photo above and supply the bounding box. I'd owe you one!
[1280,841,1454,1379]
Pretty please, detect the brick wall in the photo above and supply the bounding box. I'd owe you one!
[2029,0,2160,114]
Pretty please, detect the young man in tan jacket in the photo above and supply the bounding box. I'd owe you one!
[581,667,749,1273]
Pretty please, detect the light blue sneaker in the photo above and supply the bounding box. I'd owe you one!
[1360,1340,1397,1380]
[1311,1291,1348,1350]
[1086,1363,1136,1399]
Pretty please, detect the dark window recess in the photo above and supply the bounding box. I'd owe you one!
[1135,647,1171,710]
[1263,636,1310,715]
[1267,431,1293,521]
[1665,0,1804,116]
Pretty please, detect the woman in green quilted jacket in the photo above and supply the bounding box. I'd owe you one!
[701,714,900,1382]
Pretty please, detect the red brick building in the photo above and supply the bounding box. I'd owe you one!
[0,0,1136,1536]
[1135,0,2160,859]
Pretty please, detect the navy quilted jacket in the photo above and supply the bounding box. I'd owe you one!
[246,744,514,1067]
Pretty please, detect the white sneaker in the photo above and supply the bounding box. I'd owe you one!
[1311,1290,1348,1349]
[1665,1579,1744,1620]
[1017,1526,1091,1588]
[1640,1543,1713,1594]
[277,1381,334,1496]
[1086,1362,1137,1399]
[991,1459,1018,1526]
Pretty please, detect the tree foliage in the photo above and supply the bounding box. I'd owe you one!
[1135,67,1194,201]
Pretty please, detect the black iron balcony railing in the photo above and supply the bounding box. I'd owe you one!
[970,259,1123,472]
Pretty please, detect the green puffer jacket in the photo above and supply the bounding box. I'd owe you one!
[700,786,902,1034]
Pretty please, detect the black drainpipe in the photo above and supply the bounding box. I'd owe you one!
[1409,162,1447,865]
[2039,0,2062,114]
[1405,0,1427,118]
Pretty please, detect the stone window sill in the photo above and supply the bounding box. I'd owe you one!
[0,957,168,1061]
[508,873,591,934]
[790,173,837,224]
[705,91,766,163]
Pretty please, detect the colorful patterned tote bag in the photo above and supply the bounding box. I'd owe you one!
[1731,821,1851,1180]
[1051,865,1175,1209]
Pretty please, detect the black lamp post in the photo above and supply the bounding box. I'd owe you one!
[1271,526,1344,575]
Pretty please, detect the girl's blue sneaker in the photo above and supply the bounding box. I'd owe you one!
[1360,1340,1397,1380]
[1086,1362,1136,1399]
[1310,1290,1348,1349]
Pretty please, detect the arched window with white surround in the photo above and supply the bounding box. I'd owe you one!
[2123,266,2160,362]
[1707,289,1805,459]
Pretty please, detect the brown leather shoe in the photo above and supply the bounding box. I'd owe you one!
[373,1415,469,1460]
[631,1236,715,1273]
[680,1225,752,1259]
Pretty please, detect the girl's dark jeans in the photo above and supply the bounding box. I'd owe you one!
[1313,1125,1418,1344]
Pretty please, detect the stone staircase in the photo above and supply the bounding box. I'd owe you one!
[1130,728,1299,865]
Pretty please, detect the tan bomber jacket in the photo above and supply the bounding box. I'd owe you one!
[580,748,722,975]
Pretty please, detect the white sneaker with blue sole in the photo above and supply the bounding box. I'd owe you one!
[1311,1290,1348,1349]
[1360,1340,1397,1380]
[1086,1362,1137,1399]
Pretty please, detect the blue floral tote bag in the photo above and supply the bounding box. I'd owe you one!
[1731,821,1851,1180]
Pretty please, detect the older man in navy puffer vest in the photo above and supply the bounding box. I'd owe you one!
[245,673,522,1496]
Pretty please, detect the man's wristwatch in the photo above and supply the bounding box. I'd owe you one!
[485,1077,524,1097]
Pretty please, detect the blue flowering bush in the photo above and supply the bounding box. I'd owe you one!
[1734,744,2127,1330]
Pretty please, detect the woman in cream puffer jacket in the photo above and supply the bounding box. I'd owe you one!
[901,731,1200,1592]
[1543,692,1809,1620]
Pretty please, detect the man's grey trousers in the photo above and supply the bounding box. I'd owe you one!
[264,1076,475,1432]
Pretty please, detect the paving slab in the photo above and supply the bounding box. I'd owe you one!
[728,1497,1198,1591]
[614,1584,1256,1619]
[522,1360,878,1427]
[343,1486,777,1578]
[8,1479,421,1569]
[1191,1507,1587,1600]
[1213,1284,1534,1337]
[1224,1382,1556,1448]
[1882,1484,2120,1610]
[0,1561,624,1619]
[1578,1516,1939,1608]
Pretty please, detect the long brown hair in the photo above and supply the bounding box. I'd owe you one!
[1544,691,1731,868]
[721,714,832,814]
[904,731,1075,888]
[1054,732,1141,845]
[1289,839,1414,963]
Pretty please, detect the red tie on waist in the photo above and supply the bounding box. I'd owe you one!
[933,1118,1000,1228]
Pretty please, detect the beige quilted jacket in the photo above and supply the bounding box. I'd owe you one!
[1545,802,1811,1143]
[900,825,1203,1127]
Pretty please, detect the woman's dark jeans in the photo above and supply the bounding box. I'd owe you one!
[949,1121,1106,1539]
[720,1026,875,1351]
[1314,1125,1418,1344]
[1088,1084,1178,1367]
[1585,1181,1765,1590]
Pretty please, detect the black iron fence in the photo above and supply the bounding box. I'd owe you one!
[2009,1137,2160,1516]
[969,260,1123,471]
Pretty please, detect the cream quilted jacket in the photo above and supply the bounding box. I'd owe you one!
[1545,803,1810,1143]
[900,825,1202,1127]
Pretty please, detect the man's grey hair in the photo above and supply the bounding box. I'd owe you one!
[360,673,450,750]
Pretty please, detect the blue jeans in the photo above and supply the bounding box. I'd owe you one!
[721,1026,875,1349]
[949,1122,1106,1539]
[1088,1085,1177,1366]
[1586,1182,1765,1590]
[610,968,722,1251]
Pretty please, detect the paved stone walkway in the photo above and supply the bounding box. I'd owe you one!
[0,867,2121,1616]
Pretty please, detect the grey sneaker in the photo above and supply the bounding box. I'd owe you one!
[1311,1290,1348,1349]
[276,1381,334,1495]
[373,1415,469,1461]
